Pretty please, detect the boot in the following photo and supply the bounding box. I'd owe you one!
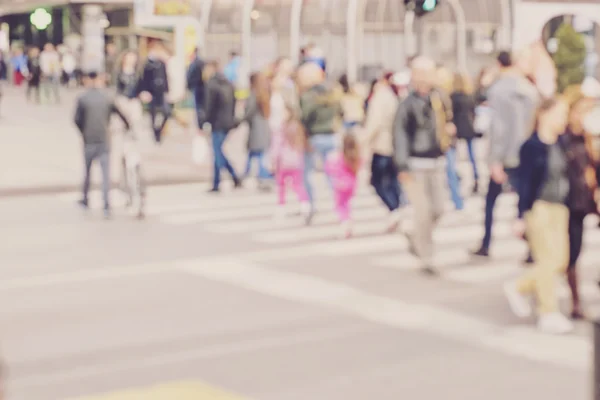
[567,267,584,320]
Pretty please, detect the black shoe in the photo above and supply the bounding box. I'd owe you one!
[78,199,89,209]
[472,182,479,194]
[523,253,533,265]
[233,180,243,189]
[471,247,489,257]
[207,188,220,193]
[421,265,439,276]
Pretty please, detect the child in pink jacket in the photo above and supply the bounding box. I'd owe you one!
[270,104,310,222]
[325,134,361,238]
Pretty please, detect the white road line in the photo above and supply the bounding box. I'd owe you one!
[177,258,590,370]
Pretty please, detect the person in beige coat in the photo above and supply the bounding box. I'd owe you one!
[362,71,406,232]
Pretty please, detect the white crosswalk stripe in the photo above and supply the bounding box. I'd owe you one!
[56,179,600,293]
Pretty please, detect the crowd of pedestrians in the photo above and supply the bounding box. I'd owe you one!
[181,44,600,335]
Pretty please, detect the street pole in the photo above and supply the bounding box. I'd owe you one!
[404,4,416,62]
[446,0,467,72]
[595,320,600,400]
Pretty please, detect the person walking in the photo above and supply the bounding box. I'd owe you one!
[204,60,241,192]
[137,40,171,144]
[297,61,341,222]
[393,56,456,275]
[236,72,272,189]
[362,71,404,232]
[74,72,130,218]
[451,72,479,194]
[472,51,539,258]
[505,98,572,334]
[26,47,42,104]
[39,43,61,104]
[186,47,206,131]
[560,87,599,319]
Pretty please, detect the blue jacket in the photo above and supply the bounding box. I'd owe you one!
[223,57,240,84]
[517,132,549,217]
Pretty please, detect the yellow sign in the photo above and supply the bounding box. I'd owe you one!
[70,381,247,400]
[154,0,191,16]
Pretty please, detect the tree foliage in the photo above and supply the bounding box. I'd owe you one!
[552,22,587,93]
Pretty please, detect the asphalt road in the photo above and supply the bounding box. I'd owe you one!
[1,178,598,400]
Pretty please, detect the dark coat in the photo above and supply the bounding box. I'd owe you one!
[560,131,598,214]
[451,91,476,140]
[205,73,236,133]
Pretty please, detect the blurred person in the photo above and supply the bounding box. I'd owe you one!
[39,43,61,104]
[506,98,571,334]
[26,47,42,104]
[297,61,342,223]
[272,57,299,111]
[338,73,364,129]
[437,66,463,211]
[137,40,171,144]
[362,71,404,232]
[204,60,241,192]
[115,50,143,137]
[223,51,241,85]
[74,72,130,218]
[186,47,206,130]
[451,72,479,194]
[270,100,310,221]
[325,134,361,239]
[364,78,378,111]
[0,52,6,113]
[559,87,599,319]
[393,56,456,275]
[61,49,76,88]
[10,48,26,86]
[105,42,118,86]
[472,51,538,259]
[236,72,272,189]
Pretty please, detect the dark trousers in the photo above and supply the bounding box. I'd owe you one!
[82,143,110,209]
[568,210,586,268]
[212,131,239,190]
[370,153,403,212]
[149,96,172,143]
[482,167,519,249]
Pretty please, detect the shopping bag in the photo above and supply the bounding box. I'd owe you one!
[192,134,210,165]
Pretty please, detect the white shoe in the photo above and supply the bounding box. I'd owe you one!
[537,312,574,335]
[300,202,311,216]
[339,221,352,239]
[274,206,286,223]
[503,281,532,318]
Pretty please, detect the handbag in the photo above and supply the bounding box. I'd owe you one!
[192,134,210,165]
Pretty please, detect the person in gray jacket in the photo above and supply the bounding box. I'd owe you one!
[74,72,130,218]
[393,56,456,275]
[236,72,272,189]
[472,51,539,258]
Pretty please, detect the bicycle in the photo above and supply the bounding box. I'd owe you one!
[120,130,146,219]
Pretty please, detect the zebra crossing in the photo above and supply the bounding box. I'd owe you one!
[56,176,600,302]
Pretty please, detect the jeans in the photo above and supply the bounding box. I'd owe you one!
[212,130,239,190]
[481,167,520,249]
[149,96,172,143]
[304,134,337,205]
[370,153,404,212]
[465,138,479,182]
[41,76,60,104]
[82,143,110,209]
[446,147,464,210]
[244,150,272,180]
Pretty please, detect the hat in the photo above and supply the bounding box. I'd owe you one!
[391,70,411,86]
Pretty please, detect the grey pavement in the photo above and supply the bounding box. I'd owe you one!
[0,174,597,399]
[0,85,248,196]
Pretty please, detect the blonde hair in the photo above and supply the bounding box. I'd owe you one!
[436,67,454,93]
[453,72,473,95]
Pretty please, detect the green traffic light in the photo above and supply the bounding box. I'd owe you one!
[422,0,437,11]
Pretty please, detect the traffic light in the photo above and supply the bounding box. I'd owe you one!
[404,0,439,17]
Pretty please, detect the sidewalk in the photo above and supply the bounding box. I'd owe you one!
[0,86,249,196]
